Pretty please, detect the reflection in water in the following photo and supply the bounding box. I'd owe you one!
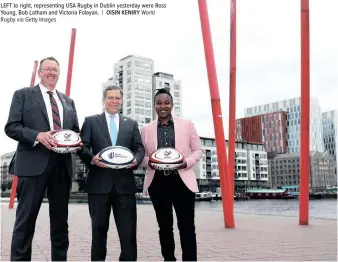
[194,199,338,219]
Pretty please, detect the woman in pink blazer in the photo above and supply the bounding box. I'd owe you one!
[141,88,203,261]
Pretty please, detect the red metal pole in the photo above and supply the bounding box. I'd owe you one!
[299,0,310,225]
[198,0,235,228]
[65,28,76,96]
[228,0,237,211]
[30,61,38,86]
[9,60,38,209]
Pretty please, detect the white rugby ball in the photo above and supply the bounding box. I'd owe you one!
[52,129,81,154]
[98,146,135,169]
[149,147,184,170]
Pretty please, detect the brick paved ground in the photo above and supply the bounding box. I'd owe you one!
[1,203,337,261]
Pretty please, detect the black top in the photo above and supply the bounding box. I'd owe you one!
[156,116,177,176]
[157,116,175,149]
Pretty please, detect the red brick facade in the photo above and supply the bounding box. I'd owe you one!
[237,111,288,153]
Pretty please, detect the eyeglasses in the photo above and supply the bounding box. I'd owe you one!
[41,68,59,73]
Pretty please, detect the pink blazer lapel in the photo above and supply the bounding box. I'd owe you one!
[173,118,180,149]
[151,121,157,150]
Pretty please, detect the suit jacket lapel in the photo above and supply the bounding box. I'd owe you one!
[116,113,126,145]
[151,121,158,150]
[97,113,112,146]
[56,90,67,128]
[173,117,180,149]
[31,85,49,126]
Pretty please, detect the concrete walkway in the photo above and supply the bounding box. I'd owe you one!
[1,203,337,261]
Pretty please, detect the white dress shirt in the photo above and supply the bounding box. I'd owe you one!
[90,112,120,164]
[105,111,119,133]
[39,83,64,130]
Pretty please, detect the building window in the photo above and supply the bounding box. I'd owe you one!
[135,92,145,99]
[135,69,151,77]
[135,61,151,71]
[135,77,151,84]
[135,108,144,114]
[135,100,144,107]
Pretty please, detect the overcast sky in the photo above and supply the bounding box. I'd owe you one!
[0,0,337,156]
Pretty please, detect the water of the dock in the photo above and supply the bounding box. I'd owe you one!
[1,203,337,261]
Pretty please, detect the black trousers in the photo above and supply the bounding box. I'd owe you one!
[148,172,197,261]
[88,187,137,261]
[10,153,71,261]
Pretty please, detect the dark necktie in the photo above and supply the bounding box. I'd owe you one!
[47,91,62,130]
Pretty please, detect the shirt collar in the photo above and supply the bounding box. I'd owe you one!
[39,83,56,95]
[105,110,119,119]
[157,115,174,126]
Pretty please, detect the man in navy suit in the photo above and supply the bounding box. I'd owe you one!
[5,57,81,261]
[78,85,145,261]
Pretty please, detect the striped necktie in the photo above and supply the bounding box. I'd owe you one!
[47,91,62,130]
[110,114,118,146]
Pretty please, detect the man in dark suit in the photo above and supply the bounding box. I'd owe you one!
[4,57,81,261]
[78,85,145,261]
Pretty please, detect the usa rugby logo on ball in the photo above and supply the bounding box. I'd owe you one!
[52,130,81,154]
[149,148,185,170]
[99,146,135,169]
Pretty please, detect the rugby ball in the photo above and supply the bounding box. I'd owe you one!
[98,146,135,169]
[51,130,81,154]
[149,147,185,170]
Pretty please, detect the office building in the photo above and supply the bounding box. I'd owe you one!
[112,55,154,129]
[268,151,336,189]
[322,110,337,158]
[244,97,324,153]
[322,110,337,167]
[236,111,288,153]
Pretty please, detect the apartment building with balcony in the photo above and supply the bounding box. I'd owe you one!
[194,137,269,192]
